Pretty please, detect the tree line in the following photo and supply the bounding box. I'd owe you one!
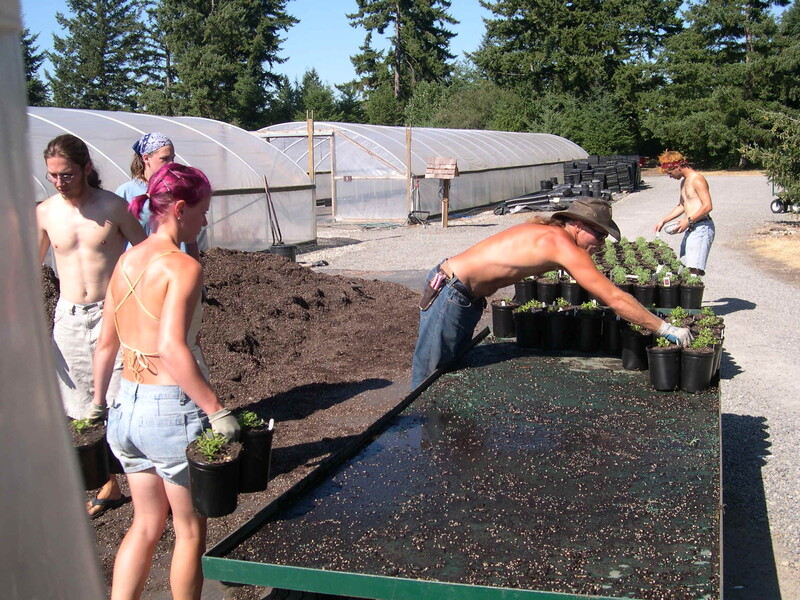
[20,0,800,192]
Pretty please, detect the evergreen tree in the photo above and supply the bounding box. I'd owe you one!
[348,0,457,102]
[293,69,343,122]
[640,0,788,166]
[744,110,800,203]
[47,0,148,110]
[21,27,49,106]
[136,3,178,115]
[472,0,682,97]
[156,0,296,129]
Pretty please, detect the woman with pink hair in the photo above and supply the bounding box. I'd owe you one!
[91,163,239,599]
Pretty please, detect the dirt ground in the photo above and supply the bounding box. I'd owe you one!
[44,249,420,599]
[747,219,800,287]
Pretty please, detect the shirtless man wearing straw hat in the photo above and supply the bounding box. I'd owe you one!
[411,197,693,389]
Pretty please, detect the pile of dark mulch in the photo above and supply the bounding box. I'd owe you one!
[200,248,418,409]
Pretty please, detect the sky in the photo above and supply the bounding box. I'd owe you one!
[20,0,492,87]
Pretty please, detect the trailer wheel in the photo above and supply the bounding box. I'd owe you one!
[770,199,786,213]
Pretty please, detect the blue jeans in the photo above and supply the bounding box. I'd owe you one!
[411,265,485,389]
[680,217,715,271]
[107,379,207,487]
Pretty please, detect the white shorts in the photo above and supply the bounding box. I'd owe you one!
[52,298,122,419]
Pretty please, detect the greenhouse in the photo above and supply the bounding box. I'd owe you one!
[257,122,588,222]
[28,107,316,248]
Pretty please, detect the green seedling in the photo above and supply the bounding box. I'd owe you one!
[71,418,95,435]
[611,266,628,285]
[513,299,542,313]
[579,300,599,312]
[541,270,559,282]
[555,296,571,308]
[629,323,648,334]
[669,306,689,324]
[655,336,675,348]
[634,267,653,285]
[237,410,266,430]
[690,327,717,349]
[683,273,703,286]
[194,430,228,461]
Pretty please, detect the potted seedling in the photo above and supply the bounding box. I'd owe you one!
[681,327,717,393]
[546,297,574,350]
[656,268,680,308]
[680,273,705,309]
[513,299,545,349]
[621,322,653,371]
[186,429,242,517]
[559,270,586,306]
[665,305,691,328]
[513,276,537,305]
[610,266,631,294]
[237,411,275,493]
[646,336,682,391]
[536,270,560,304]
[491,297,520,338]
[576,300,602,353]
[632,267,656,306]
[71,417,109,490]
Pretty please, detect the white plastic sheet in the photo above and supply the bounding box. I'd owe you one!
[0,2,106,597]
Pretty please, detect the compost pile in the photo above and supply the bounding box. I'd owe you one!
[42,249,420,597]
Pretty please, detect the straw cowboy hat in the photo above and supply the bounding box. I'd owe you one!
[552,197,621,241]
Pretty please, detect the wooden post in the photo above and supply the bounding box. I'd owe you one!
[441,180,450,228]
[406,127,413,213]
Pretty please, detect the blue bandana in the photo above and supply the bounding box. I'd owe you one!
[133,132,172,157]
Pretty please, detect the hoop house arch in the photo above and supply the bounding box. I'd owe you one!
[258,122,588,222]
[28,107,315,248]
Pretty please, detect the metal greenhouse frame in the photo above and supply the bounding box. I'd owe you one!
[28,107,317,248]
[257,121,588,222]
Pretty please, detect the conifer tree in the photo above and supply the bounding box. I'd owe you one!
[156,0,296,129]
[348,0,457,103]
[21,27,49,106]
[47,0,148,110]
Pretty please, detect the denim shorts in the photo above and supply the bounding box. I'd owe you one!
[680,218,715,271]
[107,379,207,487]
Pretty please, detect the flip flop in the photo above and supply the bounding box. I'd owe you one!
[89,495,131,520]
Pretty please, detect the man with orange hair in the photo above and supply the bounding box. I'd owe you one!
[653,151,715,275]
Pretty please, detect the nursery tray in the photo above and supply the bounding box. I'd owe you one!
[204,343,721,600]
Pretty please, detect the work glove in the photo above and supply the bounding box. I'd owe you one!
[657,321,693,347]
[208,408,241,442]
[86,402,107,423]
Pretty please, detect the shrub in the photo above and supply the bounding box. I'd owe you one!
[611,266,628,285]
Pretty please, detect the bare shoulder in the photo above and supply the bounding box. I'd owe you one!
[35,194,63,221]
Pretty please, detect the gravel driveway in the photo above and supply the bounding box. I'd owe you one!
[299,171,799,600]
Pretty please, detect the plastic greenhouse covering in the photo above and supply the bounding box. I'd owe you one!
[258,122,588,222]
[28,107,316,248]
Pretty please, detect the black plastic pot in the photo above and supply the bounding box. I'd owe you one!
[656,284,680,309]
[646,345,682,391]
[536,280,559,305]
[560,280,586,306]
[621,327,653,371]
[491,300,519,338]
[601,310,623,356]
[547,310,572,350]
[514,310,544,349]
[77,435,110,490]
[239,426,274,493]
[514,280,536,305]
[187,446,241,518]
[633,284,656,307]
[270,243,297,262]
[680,284,705,309]
[681,348,715,393]
[575,311,602,353]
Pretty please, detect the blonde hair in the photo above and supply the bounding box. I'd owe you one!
[527,215,565,227]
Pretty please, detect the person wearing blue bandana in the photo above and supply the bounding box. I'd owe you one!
[116,133,199,259]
